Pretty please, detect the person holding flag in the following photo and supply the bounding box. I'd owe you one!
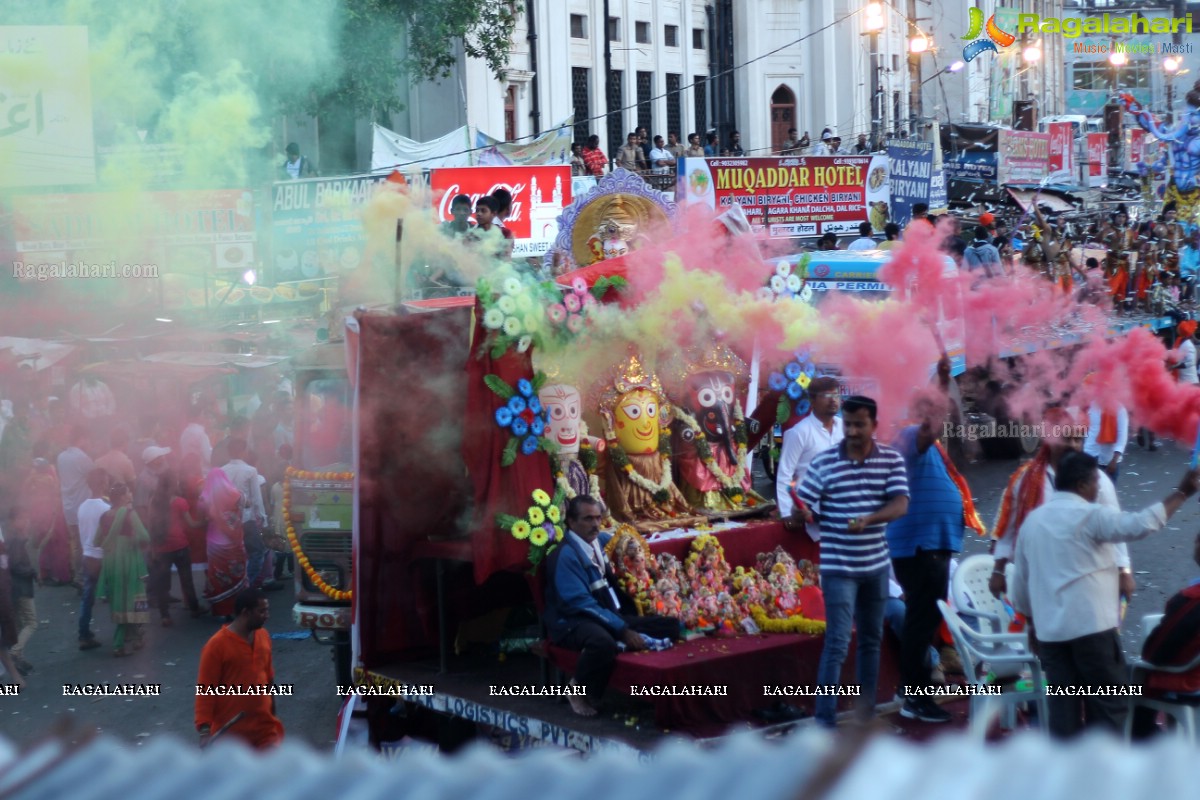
[886,392,986,723]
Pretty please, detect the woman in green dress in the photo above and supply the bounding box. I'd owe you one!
[94,483,151,656]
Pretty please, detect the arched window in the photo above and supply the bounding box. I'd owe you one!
[505,85,517,141]
[770,85,796,154]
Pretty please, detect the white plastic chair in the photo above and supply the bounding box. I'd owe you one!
[950,554,1013,637]
[1124,612,1200,743]
[938,599,1049,738]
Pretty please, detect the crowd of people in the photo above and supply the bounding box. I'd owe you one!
[0,376,299,684]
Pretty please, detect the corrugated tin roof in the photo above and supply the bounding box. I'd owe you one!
[2,729,1199,800]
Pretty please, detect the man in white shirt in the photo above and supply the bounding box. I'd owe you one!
[1173,320,1198,384]
[990,417,1134,600]
[220,438,278,591]
[1010,451,1200,738]
[76,468,111,650]
[647,135,675,176]
[811,128,834,156]
[846,222,878,251]
[1084,402,1128,483]
[180,406,213,471]
[56,425,94,583]
[775,377,843,540]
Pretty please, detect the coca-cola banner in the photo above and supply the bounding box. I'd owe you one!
[429,165,572,257]
[1086,133,1107,187]
[1046,123,1074,183]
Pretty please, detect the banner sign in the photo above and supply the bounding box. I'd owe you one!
[474,119,573,167]
[429,165,572,257]
[997,130,1050,184]
[13,189,255,271]
[1086,133,1108,186]
[0,26,96,188]
[1046,123,1075,182]
[677,155,890,237]
[886,140,934,227]
[270,174,391,281]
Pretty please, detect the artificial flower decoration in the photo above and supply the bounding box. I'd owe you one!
[477,268,554,357]
[769,352,820,422]
[763,253,811,301]
[485,372,555,466]
[498,485,568,568]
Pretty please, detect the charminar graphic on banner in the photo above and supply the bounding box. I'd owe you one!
[0,26,97,188]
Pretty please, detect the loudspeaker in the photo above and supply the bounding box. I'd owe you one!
[1012,101,1036,131]
[1105,102,1123,146]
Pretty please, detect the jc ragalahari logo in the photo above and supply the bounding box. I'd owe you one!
[961,7,1014,62]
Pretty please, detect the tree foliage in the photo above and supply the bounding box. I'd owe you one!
[309,0,521,118]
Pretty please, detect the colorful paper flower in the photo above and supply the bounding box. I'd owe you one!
[532,488,552,507]
[786,381,804,400]
[517,378,534,397]
[507,395,527,414]
[795,397,811,416]
[800,285,814,302]
[517,335,533,353]
[564,293,582,313]
[582,293,598,309]
[515,292,534,312]
[531,417,545,436]
[521,435,540,455]
[528,396,542,414]
[566,314,585,334]
[786,274,802,293]
[543,522,558,542]
[768,372,787,392]
[502,316,523,337]
[528,506,546,526]
[775,260,792,278]
[784,362,802,380]
[797,372,811,389]
[770,275,787,294]
[529,526,549,547]
[546,505,561,523]
[511,519,531,540]
[512,417,529,437]
[497,295,517,315]
[522,313,541,334]
[503,277,523,296]
[572,277,589,295]
[547,304,567,324]
[495,407,514,427]
[483,308,506,330]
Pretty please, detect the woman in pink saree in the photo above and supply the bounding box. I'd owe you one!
[198,468,247,619]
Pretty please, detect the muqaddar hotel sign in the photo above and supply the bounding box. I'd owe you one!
[1016,12,1193,37]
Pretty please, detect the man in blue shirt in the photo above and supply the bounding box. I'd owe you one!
[796,396,909,728]
[886,395,968,723]
[543,496,678,716]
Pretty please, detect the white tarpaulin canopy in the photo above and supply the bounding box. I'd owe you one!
[371,124,473,173]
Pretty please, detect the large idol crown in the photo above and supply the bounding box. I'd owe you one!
[664,341,748,398]
[597,350,672,434]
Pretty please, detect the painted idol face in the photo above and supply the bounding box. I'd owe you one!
[614,388,660,455]
[686,371,737,462]
[539,383,582,455]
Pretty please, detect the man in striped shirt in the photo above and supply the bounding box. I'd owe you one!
[796,396,909,728]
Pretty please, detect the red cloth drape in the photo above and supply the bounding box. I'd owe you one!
[462,298,555,583]
[356,309,474,667]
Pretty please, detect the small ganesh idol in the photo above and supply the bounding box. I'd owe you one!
[666,344,769,513]
[538,381,605,508]
[653,578,684,619]
[606,525,655,615]
[597,351,704,532]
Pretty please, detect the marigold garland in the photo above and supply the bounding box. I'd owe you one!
[282,467,354,602]
[749,605,826,635]
[607,432,674,504]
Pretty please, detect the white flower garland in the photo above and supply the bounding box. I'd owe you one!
[673,406,749,490]
[619,453,675,497]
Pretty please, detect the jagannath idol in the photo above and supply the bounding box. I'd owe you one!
[666,344,770,514]
[537,380,606,508]
[597,351,706,533]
